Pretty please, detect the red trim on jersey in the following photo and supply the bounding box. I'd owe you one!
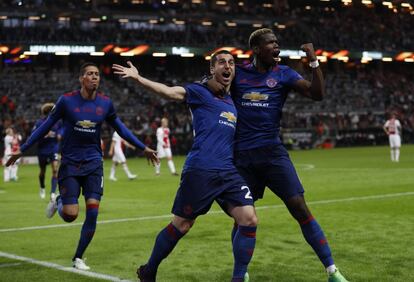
[98,92,110,100]
[64,90,78,97]
[299,215,315,225]
[86,203,99,210]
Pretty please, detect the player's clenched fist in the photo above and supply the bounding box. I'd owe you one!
[300,43,317,62]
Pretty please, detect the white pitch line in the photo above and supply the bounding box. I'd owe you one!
[0,262,22,268]
[0,252,133,282]
[1,191,413,233]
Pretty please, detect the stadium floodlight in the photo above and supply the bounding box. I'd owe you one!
[149,19,158,24]
[23,51,39,56]
[216,0,227,5]
[289,55,302,60]
[55,51,70,56]
[58,17,70,21]
[237,54,250,58]
[118,19,129,23]
[252,23,263,28]
[277,24,286,29]
[90,18,101,22]
[205,56,211,60]
[305,5,311,10]
[263,3,272,8]
[401,3,411,8]
[28,16,40,20]
[238,1,244,6]
[174,20,185,25]
[192,0,202,3]
[202,21,212,26]
[225,21,237,27]
[0,16,8,20]
[90,52,105,56]
[361,0,372,5]
[153,53,167,57]
[404,58,414,62]
[120,52,134,57]
[181,53,195,57]
[382,57,393,62]
[0,52,2,55]
[317,55,328,62]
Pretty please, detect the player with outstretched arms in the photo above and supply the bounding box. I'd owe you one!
[6,62,158,270]
[113,51,257,282]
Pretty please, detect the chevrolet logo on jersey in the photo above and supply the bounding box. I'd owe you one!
[76,120,96,128]
[220,111,237,123]
[242,92,269,102]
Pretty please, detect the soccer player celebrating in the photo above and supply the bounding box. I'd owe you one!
[6,62,158,270]
[155,117,178,176]
[34,103,62,200]
[383,113,402,162]
[108,130,137,181]
[208,28,348,282]
[113,51,257,282]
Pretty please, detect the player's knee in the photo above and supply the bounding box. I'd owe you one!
[242,212,258,227]
[173,217,194,234]
[61,212,78,222]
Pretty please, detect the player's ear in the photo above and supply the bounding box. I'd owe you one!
[79,76,82,84]
[210,66,215,76]
[253,45,259,54]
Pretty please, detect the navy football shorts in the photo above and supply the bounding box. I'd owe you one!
[234,144,304,201]
[58,161,103,205]
[172,168,254,219]
[38,153,59,166]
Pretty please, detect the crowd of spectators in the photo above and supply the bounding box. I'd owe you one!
[1,57,413,153]
[0,0,412,50]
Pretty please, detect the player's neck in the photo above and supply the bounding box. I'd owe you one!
[80,87,97,100]
[253,58,275,73]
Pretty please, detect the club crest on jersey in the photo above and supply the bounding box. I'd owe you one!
[96,107,103,115]
[242,92,269,102]
[266,78,278,88]
[76,120,96,128]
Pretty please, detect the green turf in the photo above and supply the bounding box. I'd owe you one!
[1,145,413,281]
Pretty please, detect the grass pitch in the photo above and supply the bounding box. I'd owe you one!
[1,145,413,282]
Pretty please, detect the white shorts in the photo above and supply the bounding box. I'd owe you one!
[157,146,172,159]
[389,134,401,148]
[112,151,126,163]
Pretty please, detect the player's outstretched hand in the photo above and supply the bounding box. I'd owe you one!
[6,150,22,167]
[300,43,317,62]
[206,78,226,98]
[144,147,159,166]
[112,61,140,80]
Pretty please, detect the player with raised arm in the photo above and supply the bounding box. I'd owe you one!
[113,51,257,282]
[383,113,402,162]
[6,62,158,270]
[208,29,348,282]
[34,103,62,200]
[155,117,178,176]
[108,130,137,181]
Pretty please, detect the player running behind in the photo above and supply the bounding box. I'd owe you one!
[34,103,62,200]
[3,127,21,182]
[108,130,137,181]
[383,113,402,162]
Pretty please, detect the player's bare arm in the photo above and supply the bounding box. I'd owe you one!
[108,141,115,156]
[112,61,186,101]
[292,43,325,101]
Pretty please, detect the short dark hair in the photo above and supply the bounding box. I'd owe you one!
[210,50,233,67]
[79,62,98,76]
[248,28,274,48]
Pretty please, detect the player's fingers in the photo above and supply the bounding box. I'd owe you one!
[127,61,133,68]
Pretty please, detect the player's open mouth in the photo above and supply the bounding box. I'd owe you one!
[222,72,231,79]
